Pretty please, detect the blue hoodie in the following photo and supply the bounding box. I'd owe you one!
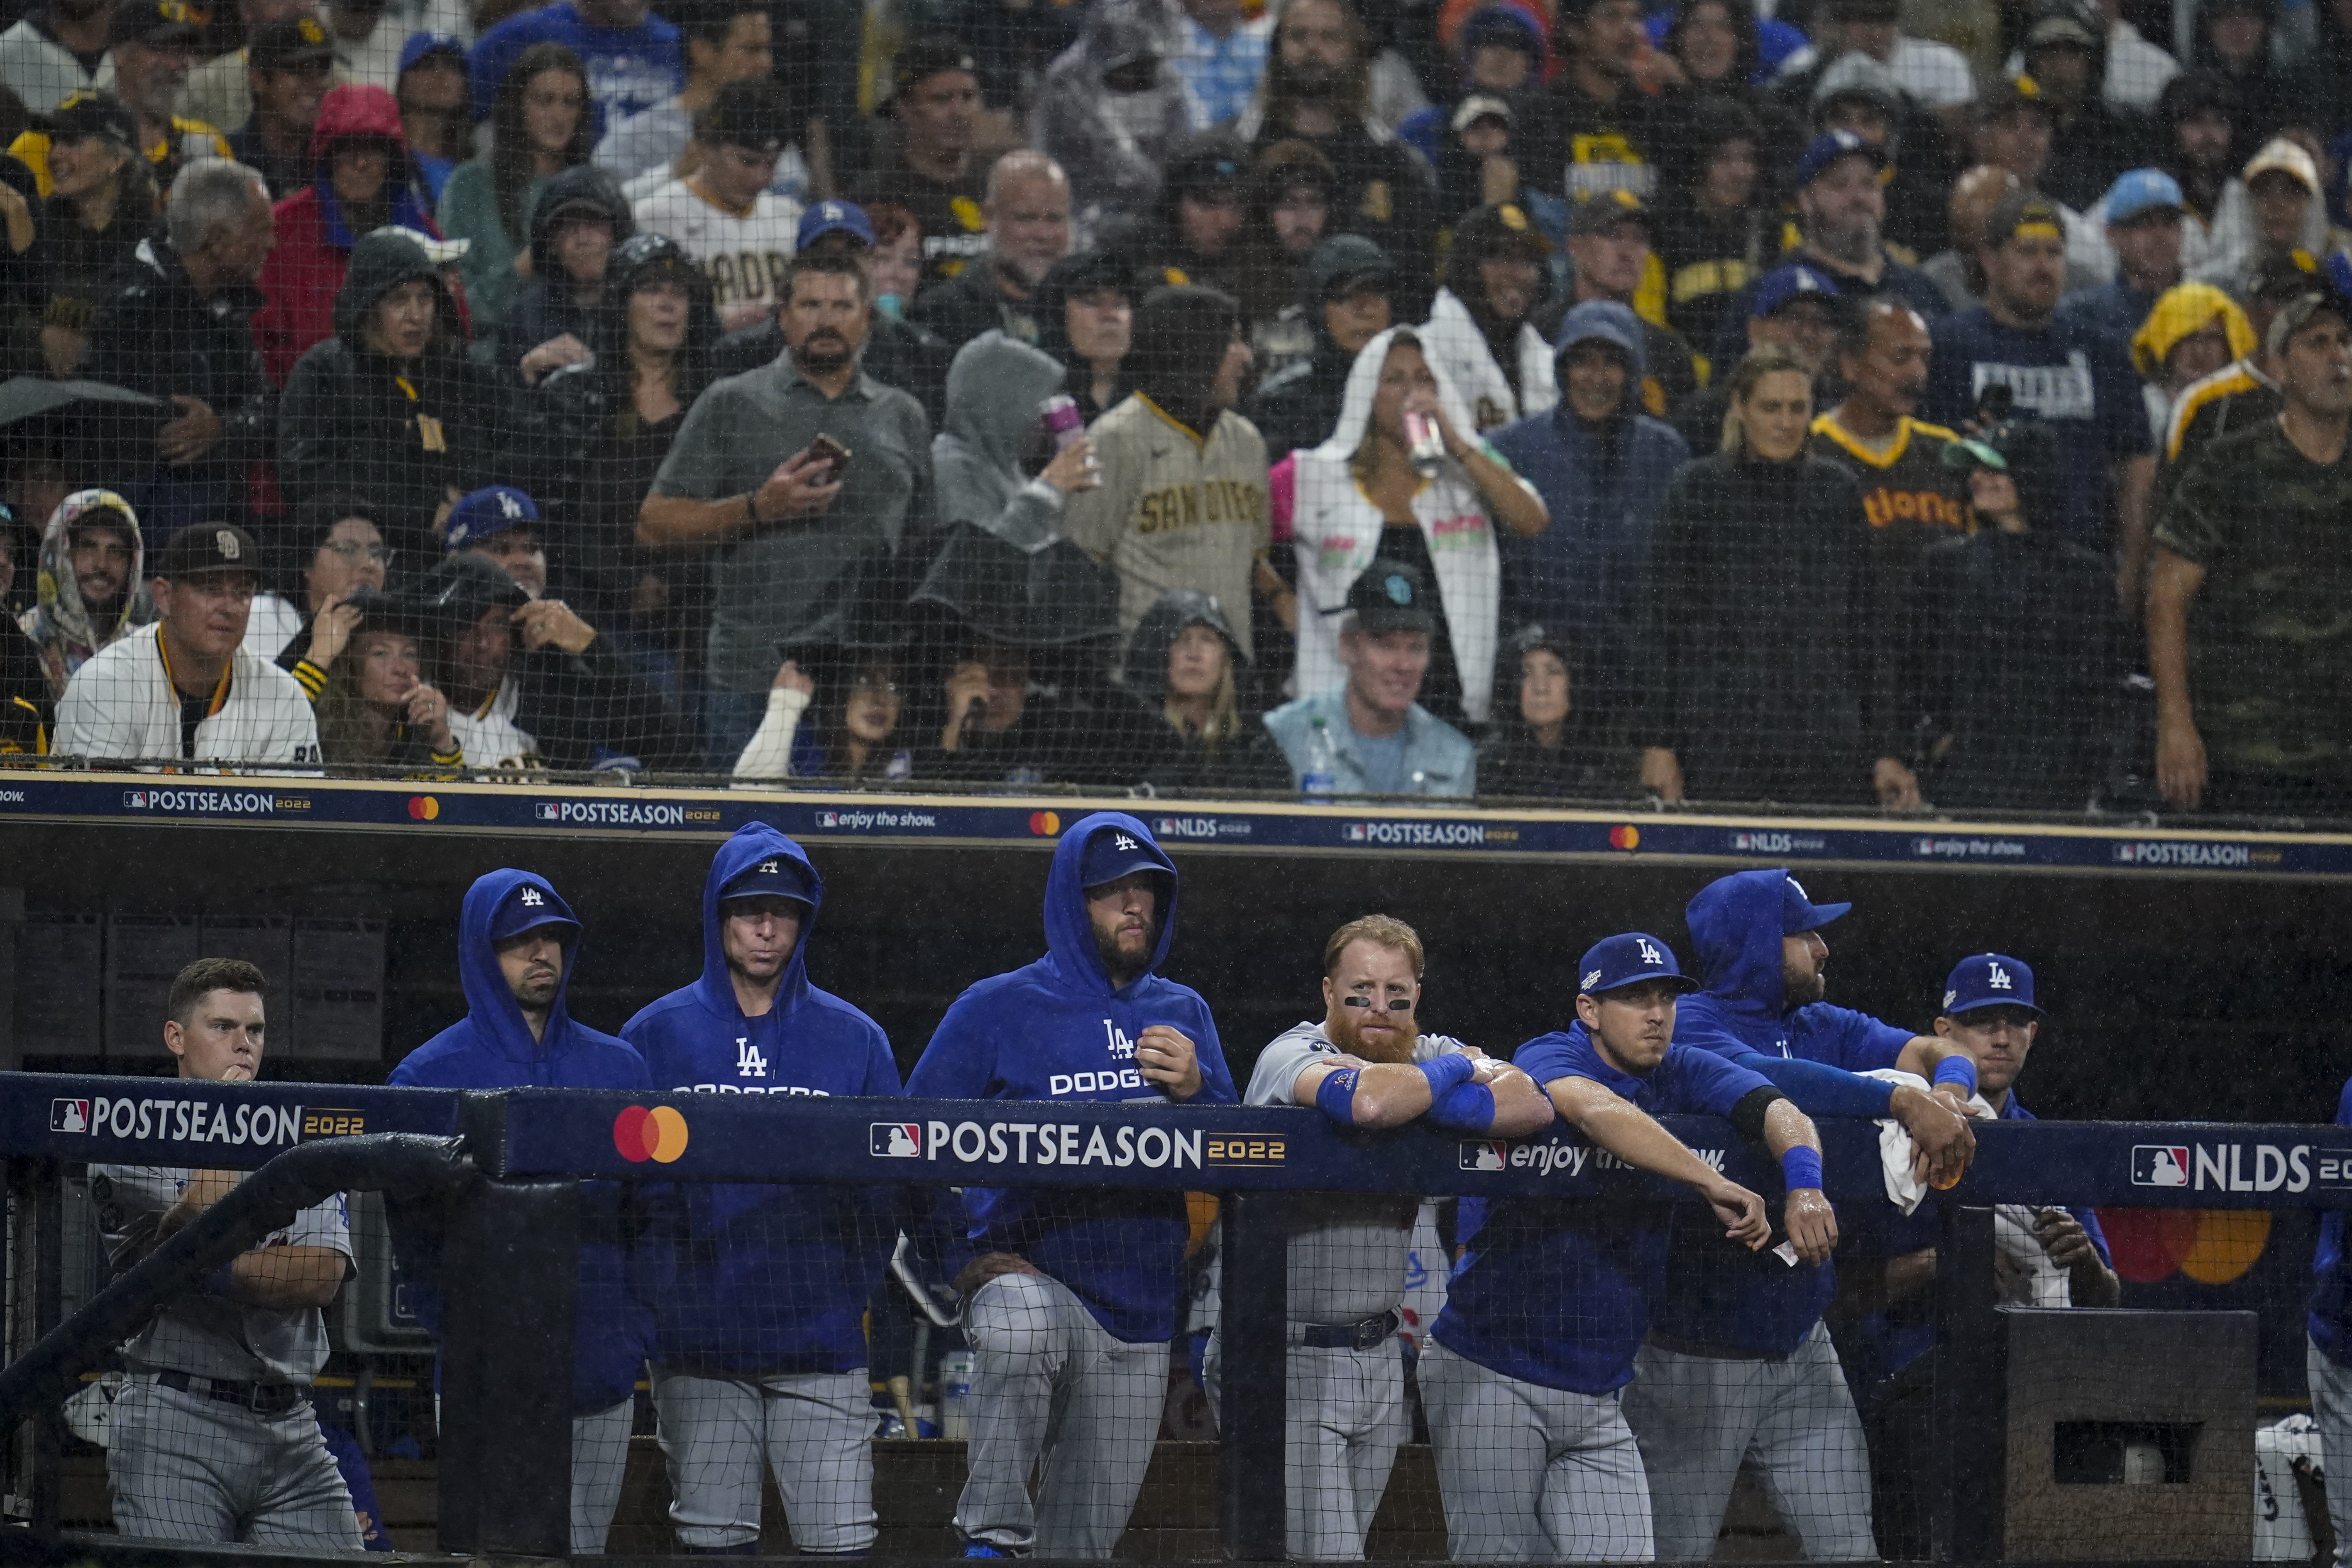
[1489,300,1689,685]
[1653,868,1915,1355]
[905,812,1237,1342]
[621,824,903,1374]
[390,869,654,1412]
[2312,1077,2352,1363]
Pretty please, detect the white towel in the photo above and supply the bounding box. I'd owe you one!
[1859,1068,1995,1216]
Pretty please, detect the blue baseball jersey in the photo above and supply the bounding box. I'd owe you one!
[622,823,903,1375]
[389,869,654,1414]
[2311,1077,2352,1363]
[906,813,1236,1344]
[1432,1024,1772,1394]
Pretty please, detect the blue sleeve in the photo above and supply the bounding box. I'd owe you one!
[1921,322,1970,428]
[2073,1205,2112,1267]
[1804,1005,1915,1073]
[1729,1051,1897,1118]
[906,995,996,1100]
[467,15,526,118]
[1187,1003,1238,1105]
[863,1030,906,1096]
[1666,1045,1775,1118]
[1508,1034,1573,1089]
[2095,335,2155,457]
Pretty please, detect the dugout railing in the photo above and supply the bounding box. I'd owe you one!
[2,1073,2343,1562]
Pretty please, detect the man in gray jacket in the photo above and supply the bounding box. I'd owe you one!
[1263,559,1474,797]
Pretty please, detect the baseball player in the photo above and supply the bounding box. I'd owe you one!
[1212,914,1553,1560]
[92,958,361,1550]
[621,824,902,1555]
[906,812,1237,1559]
[2313,1061,2352,1566]
[1421,932,1833,1563]
[1840,953,2115,1558]
[389,870,653,1556]
[1627,869,1981,1562]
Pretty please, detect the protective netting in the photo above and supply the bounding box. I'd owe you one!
[3,0,2350,820]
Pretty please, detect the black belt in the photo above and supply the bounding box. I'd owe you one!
[1298,1311,1400,1351]
[155,1370,307,1416]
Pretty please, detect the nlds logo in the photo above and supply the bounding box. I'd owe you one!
[871,1123,923,1158]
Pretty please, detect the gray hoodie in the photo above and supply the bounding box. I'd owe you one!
[933,331,1073,553]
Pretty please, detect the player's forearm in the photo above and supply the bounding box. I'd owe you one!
[2069,1257,2121,1307]
[2145,552,2202,720]
[1759,1096,1822,1161]
[1483,1068,1555,1137]
[155,1169,240,1240]
[1571,1095,1729,1191]
[1730,1052,1895,1118]
[1894,1035,1980,1097]
[221,1245,347,1309]
[2115,455,2154,602]
[1341,1063,1438,1126]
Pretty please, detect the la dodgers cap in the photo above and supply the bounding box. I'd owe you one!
[1781,873,1850,934]
[1079,823,1165,890]
[1577,932,1702,997]
[1942,952,2042,1015]
[487,881,579,942]
[2103,168,2184,227]
[720,854,816,906]
[443,486,538,552]
[1793,127,1887,188]
[1750,261,1844,319]
[798,199,875,250]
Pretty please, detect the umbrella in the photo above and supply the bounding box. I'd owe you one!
[910,522,1121,648]
[0,378,171,478]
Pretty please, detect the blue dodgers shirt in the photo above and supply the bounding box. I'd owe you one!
[389,869,655,1414]
[2311,1078,2352,1364]
[467,0,681,133]
[1920,307,2150,549]
[906,812,1237,1343]
[1432,1023,1773,1394]
[622,823,903,1376]
[1656,869,1916,1356]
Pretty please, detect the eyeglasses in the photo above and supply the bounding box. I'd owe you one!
[1340,995,1412,1010]
[324,540,394,566]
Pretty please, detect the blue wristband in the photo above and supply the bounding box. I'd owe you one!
[1417,1052,1476,1099]
[1932,1054,1980,1096]
[1428,1080,1496,1134]
[1781,1147,1824,1191]
[1314,1067,1361,1125]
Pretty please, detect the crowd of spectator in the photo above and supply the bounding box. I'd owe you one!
[0,0,2347,816]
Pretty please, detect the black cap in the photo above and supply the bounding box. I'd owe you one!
[1983,188,2066,248]
[1345,559,1436,636]
[888,35,978,105]
[37,91,137,149]
[107,0,200,49]
[1565,188,1650,238]
[2250,247,2324,305]
[151,523,261,583]
[1166,139,1246,199]
[697,77,791,155]
[251,12,334,71]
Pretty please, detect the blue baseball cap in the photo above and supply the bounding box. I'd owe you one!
[2103,168,2184,226]
[487,881,579,943]
[1794,127,1887,188]
[1079,823,1165,891]
[443,486,539,552]
[1750,261,1843,320]
[797,199,875,250]
[1781,873,1850,934]
[1577,932,1702,997]
[398,29,467,73]
[720,853,815,907]
[1942,952,2042,1016]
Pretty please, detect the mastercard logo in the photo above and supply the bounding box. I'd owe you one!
[1609,825,1640,850]
[1029,811,1061,836]
[406,796,439,820]
[2096,1207,2271,1284]
[614,1104,690,1164]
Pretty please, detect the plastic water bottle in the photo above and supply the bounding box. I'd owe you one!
[939,1351,975,1441]
[1301,717,1339,798]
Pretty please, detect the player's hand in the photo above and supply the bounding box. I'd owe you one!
[158,394,222,464]
[1931,1082,1979,1119]
[1136,1024,1203,1101]
[307,592,364,668]
[1873,756,1922,810]
[2155,708,2206,809]
[512,598,597,654]
[1890,1084,1976,1189]
[404,682,454,752]
[1702,1177,1770,1250]
[1641,747,1685,804]
[1784,1187,1838,1265]
[2032,1207,2101,1272]
[952,1251,1044,1298]
[1039,436,1100,494]
[751,450,844,524]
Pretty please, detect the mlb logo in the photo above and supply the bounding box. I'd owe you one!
[1459,1140,1508,1172]
[1157,818,1177,834]
[50,1098,89,1133]
[870,1123,923,1158]
[1345,823,1367,842]
[123,791,147,808]
[2132,1145,2191,1187]
[819,812,839,827]
[534,803,559,821]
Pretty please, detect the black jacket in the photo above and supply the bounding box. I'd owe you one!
[1638,449,1878,805]
[1473,723,1640,801]
[0,614,48,753]
[1243,232,1394,461]
[910,261,1043,355]
[491,166,636,380]
[277,232,497,555]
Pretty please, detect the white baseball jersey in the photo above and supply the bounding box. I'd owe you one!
[1247,1020,1465,1323]
[630,177,804,319]
[54,625,320,768]
[448,675,540,772]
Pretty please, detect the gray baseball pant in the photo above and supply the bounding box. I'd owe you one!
[1623,1324,1878,1561]
[1418,1339,1655,1563]
[957,1270,1169,1558]
[1203,1331,1409,1561]
[572,1395,635,1554]
[651,1366,876,1553]
[105,1375,362,1551]
[2308,1337,2352,1568]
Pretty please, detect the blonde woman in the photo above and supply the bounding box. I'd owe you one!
[1119,589,1289,792]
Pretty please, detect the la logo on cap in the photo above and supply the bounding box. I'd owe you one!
[499,491,524,519]
[214,529,240,560]
[519,887,544,906]
[1114,833,1137,851]
[1637,938,1663,965]
[757,859,778,874]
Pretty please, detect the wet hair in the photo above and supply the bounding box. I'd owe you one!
[1323,914,1427,978]
[1720,340,1811,451]
[166,958,266,1029]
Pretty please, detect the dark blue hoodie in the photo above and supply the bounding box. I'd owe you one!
[2312,1076,2352,1365]
[1654,868,1914,1355]
[390,868,654,1412]
[906,812,1237,1342]
[621,824,903,1374]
